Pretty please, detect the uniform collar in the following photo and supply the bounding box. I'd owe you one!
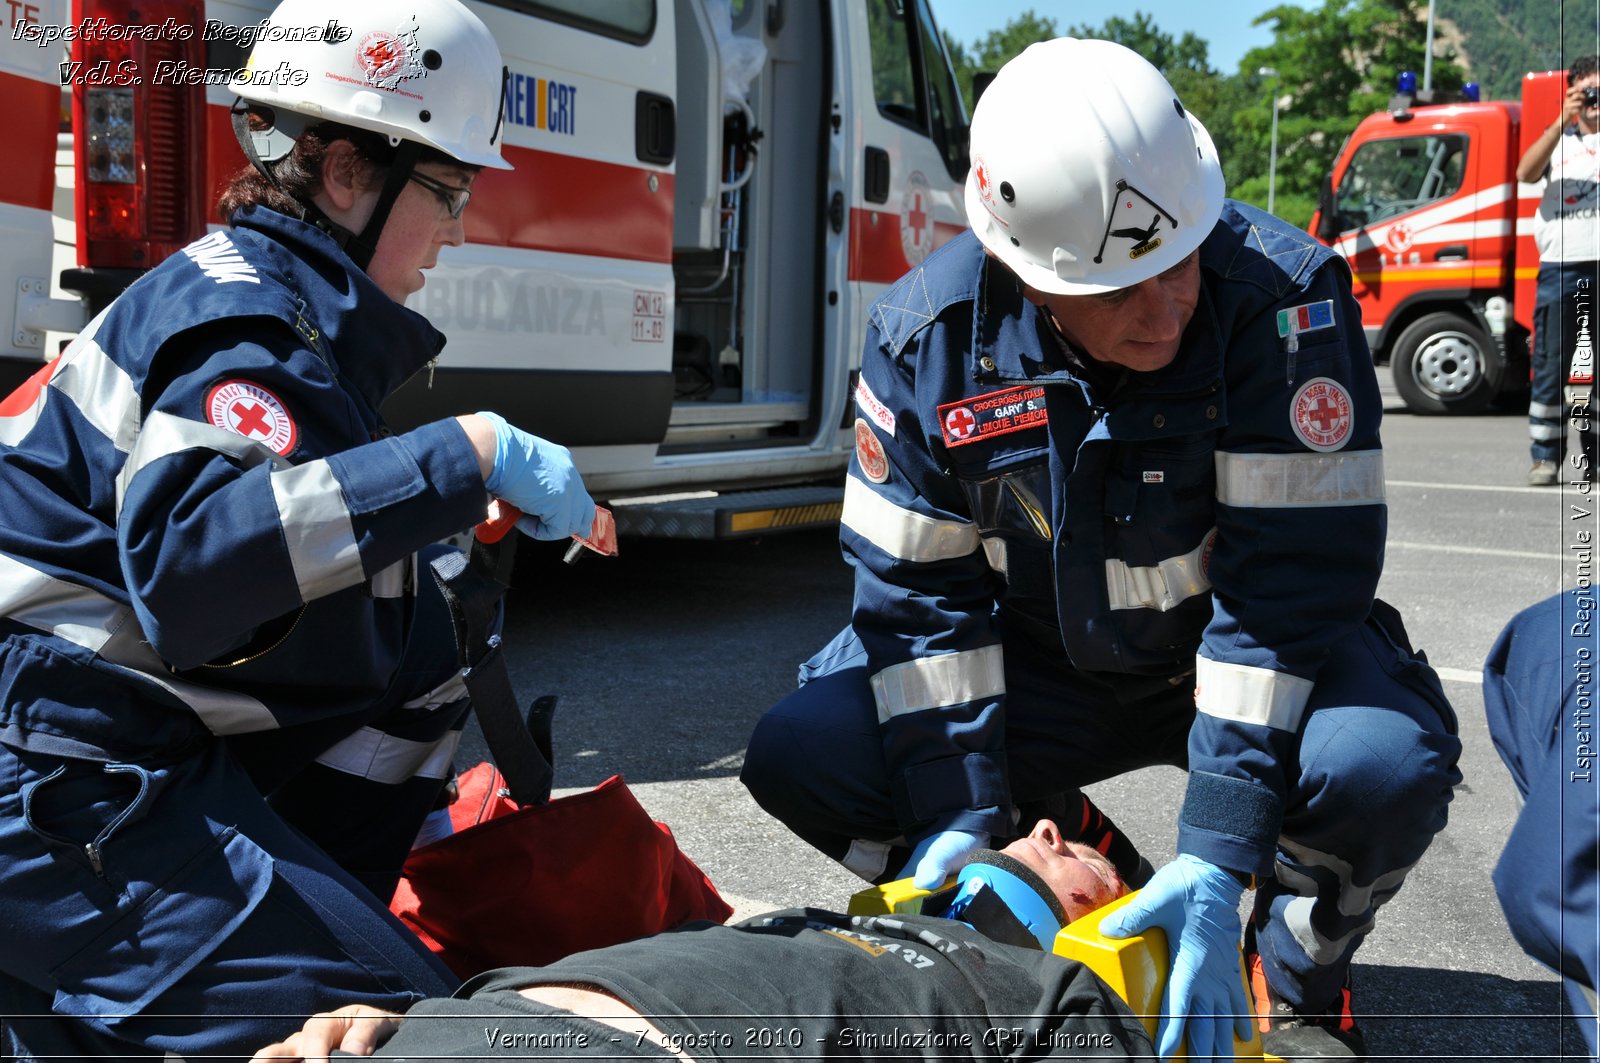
[230,206,447,411]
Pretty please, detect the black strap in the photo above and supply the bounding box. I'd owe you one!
[429,539,554,806]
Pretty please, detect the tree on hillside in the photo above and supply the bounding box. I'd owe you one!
[1443,0,1599,101]
[1229,0,1468,226]
[939,0,1470,228]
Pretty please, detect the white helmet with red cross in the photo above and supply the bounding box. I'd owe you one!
[232,0,511,170]
[964,37,1225,295]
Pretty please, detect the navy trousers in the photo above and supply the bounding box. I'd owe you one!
[744,608,1461,1012]
[0,550,476,1061]
[1484,592,1600,1056]
[1530,260,1600,470]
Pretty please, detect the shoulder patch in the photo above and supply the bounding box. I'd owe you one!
[854,419,890,482]
[1290,376,1353,452]
[206,380,298,456]
[855,375,896,437]
[936,385,1048,448]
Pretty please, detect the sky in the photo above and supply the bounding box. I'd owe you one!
[926,0,1313,75]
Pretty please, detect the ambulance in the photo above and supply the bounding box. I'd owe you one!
[1311,70,1567,415]
[0,0,971,536]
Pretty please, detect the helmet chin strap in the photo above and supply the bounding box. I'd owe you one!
[344,139,423,273]
[230,101,423,274]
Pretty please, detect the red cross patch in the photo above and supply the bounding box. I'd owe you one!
[854,419,890,483]
[205,380,298,457]
[943,405,977,442]
[1290,377,1354,452]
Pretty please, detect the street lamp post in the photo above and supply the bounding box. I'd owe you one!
[1259,66,1281,216]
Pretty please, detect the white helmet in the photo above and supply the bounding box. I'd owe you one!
[964,38,1224,295]
[233,0,510,170]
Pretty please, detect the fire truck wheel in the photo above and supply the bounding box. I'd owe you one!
[1390,311,1501,416]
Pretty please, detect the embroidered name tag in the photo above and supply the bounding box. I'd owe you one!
[936,385,1048,448]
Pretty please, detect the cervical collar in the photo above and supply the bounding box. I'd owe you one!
[941,849,1067,951]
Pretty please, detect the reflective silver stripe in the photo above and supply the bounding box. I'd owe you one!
[401,670,469,710]
[1214,449,1385,508]
[841,838,892,882]
[269,460,363,601]
[871,644,1005,723]
[370,555,414,599]
[118,409,289,514]
[842,475,981,563]
[315,725,461,784]
[0,501,280,737]
[1529,400,1565,419]
[1194,656,1311,732]
[1530,423,1565,441]
[980,536,1008,577]
[1,329,137,451]
[1105,531,1214,612]
[1274,837,1414,963]
[0,550,128,652]
[54,333,141,453]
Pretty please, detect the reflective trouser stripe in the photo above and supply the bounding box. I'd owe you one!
[1194,656,1312,732]
[314,726,462,785]
[870,644,1005,723]
[842,838,892,882]
[1274,837,1414,963]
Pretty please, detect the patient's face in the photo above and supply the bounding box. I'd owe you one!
[1000,819,1126,922]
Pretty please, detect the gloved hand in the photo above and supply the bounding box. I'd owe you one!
[1098,854,1252,1061]
[900,829,989,890]
[477,411,595,541]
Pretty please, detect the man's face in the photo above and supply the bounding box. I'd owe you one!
[1575,71,1600,134]
[1023,251,1201,373]
[999,818,1125,923]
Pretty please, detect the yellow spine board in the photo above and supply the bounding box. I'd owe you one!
[848,881,1284,1062]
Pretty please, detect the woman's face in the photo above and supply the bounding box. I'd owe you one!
[361,162,475,302]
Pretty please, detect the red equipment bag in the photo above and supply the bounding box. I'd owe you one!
[390,763,733,980]
[388,524,731,980]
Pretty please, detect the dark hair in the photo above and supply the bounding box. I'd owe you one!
[216,117,465,221]
[1571,55,1599,84]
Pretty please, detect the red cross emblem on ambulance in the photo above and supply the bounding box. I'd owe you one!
[1290,377,1354,452]
[206,380,299,457]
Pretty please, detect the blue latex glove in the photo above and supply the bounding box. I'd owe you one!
[478,411,595,541]
[1099,854,1252,1061]
[900,829,988,890]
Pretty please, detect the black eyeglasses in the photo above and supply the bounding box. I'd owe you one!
[408,171,473,219]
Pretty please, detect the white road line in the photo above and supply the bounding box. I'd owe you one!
[1387,539,1554,561]
[1433,666,1483,685]
[1387,478,1585,496]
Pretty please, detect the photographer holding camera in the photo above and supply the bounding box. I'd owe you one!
[1517,55,1600,486]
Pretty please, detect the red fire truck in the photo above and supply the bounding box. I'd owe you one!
[1311,70,1567,414]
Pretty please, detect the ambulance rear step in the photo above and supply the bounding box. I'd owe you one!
[608,484,843,540]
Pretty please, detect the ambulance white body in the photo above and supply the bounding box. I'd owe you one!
[1,0,971,536]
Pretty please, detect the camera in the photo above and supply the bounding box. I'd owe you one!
[1585,86,1600,108]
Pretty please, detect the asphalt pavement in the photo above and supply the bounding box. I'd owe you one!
[479,366,1589,1062]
